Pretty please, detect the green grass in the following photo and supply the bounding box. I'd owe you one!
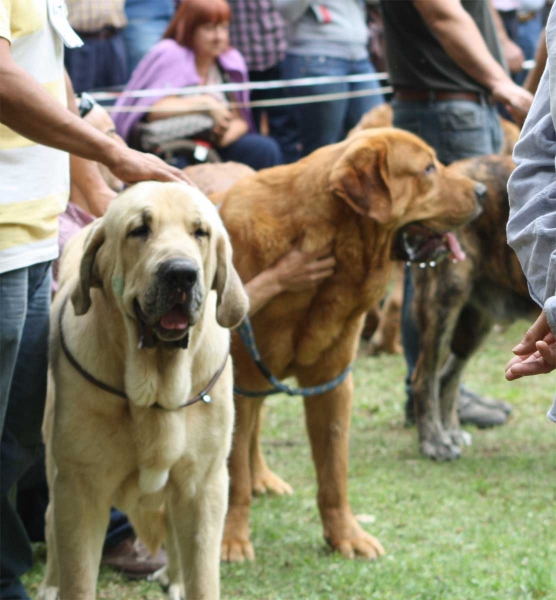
[23,321,555,599]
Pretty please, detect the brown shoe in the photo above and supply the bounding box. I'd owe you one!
[101,537,167,580]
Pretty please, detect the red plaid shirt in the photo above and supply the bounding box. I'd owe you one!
[228,0,287,72]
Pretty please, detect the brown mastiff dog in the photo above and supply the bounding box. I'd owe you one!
[214,128,484,561]
[410,155,539,460]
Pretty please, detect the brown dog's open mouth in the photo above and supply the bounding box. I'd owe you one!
[391,223,466,265]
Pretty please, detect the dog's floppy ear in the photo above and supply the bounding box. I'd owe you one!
[71,220,106,316]
[329,138,392,224]
[213,231,249,328]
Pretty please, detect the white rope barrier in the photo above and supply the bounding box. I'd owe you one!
[91,72,390,101]
[105,85,393,113]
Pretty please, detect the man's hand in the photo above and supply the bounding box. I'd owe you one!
[103,145,193,185]
[490,79,533,119]
[273,247,336,292]
[505,311,556,380]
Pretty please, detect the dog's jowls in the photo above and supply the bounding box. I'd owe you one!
[40,182,248,600]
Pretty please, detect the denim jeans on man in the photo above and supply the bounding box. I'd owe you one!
[280,54,385,162]
[0,262,51,599]
[393,98,503,416]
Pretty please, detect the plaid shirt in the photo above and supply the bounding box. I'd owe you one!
[67,0,126,33]
[229,0,287,72]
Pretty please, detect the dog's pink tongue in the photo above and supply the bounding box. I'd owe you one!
[446,232,466,262]
[160,306,189,330]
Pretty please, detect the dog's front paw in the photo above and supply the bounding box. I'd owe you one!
[449,428,472,448]
[221,537,255,562]
[38,586,59,600]
[324,512,385,560]
[252,467,293,496]
[168,583,185,600]
[420,437,462,461]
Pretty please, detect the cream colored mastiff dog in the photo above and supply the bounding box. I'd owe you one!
[39,182,248,600]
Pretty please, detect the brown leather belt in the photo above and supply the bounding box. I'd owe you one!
[75,26,121,40]
[517,11,537,24]
[393,89,487,104]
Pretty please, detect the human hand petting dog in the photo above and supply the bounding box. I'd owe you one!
[505,310,556,381]
[245,246,336,316]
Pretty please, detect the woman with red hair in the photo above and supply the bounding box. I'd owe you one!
[113,0,282,169]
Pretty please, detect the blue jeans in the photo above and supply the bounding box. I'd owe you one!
[281,54,385,161]
[393,99,503,414]
[122,17,171,77]
[0,263,51,600]
[218,133,283,170]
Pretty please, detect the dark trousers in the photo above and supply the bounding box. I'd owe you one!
[65,30,127,94]
[218,132,282,170]
[248,63,301,164]
[0,263,51,600]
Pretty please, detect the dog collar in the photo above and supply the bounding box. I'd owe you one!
[58,296,228,410]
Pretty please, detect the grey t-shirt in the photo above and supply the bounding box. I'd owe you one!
[381,0,505,93]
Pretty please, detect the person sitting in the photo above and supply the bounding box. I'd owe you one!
[113,0,282,170]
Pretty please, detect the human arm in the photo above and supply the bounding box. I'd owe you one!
[412,0,533,114]
[65,73,117,216]
[506,11,556,381]
[245,247,336,316]
[0,38,189,184]
[489,1,525,73]
[523,28,547,95]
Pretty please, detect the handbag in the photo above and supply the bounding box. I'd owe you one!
[132,113,216,153]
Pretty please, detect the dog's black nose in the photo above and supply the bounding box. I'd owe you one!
[474,182,487,206]
[158,259,198,291]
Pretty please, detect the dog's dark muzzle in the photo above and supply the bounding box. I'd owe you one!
[135,258,204,348]
[158,258,199,293]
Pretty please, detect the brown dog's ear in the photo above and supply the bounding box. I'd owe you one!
[71,221,105,316]
[329,138,392,224]
[213,232,249,329]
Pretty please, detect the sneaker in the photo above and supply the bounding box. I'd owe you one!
[457,386,511,429]
[101,537,167,580]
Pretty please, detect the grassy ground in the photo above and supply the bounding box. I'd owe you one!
[23,321,555,599]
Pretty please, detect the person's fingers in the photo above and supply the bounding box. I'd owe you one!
[510,358,551,378]
[310,268,335,281]
[313,256,336,269]
[536,341,556,368]
[512,312,551,355]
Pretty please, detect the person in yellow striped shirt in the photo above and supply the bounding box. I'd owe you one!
[0,2,189,597]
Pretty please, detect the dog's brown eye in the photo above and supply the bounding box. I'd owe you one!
[194,228,209,239]
[129,224,150,238]
[424,163,436,175]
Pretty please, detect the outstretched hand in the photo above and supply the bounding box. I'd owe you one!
[273,246,336,292]
[105,146,194,186]
[505,311,556,381]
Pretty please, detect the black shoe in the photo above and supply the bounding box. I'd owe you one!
[457,386,511,429]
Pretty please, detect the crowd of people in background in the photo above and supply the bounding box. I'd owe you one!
[0,1,555,598]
